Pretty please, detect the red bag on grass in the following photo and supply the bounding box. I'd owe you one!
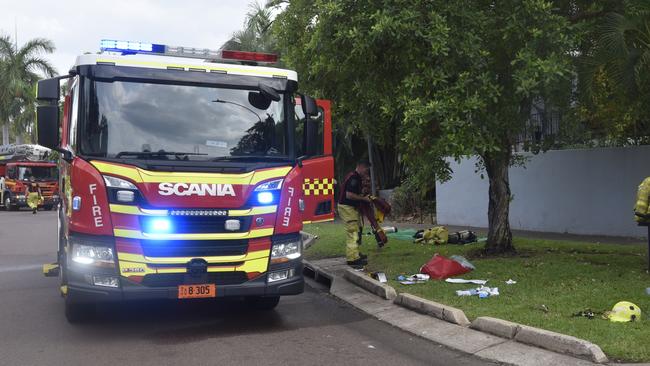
[419,254,473,280]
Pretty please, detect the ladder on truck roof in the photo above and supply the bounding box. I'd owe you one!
[0,144,51,162]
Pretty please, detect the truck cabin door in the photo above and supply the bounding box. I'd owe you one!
[295,99,335,224]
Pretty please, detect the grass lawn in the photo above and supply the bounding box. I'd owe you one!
[304,221,650,362]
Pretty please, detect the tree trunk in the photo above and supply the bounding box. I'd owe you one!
[1,123,9,145]
[483,152,515,254]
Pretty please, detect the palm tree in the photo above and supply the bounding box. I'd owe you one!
[0,35,57,144]
[579,1,650,142]
[222,1,277,53]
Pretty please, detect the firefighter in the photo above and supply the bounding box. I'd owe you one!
[635,177,650,224]
[26,176,42,214]
[338,159,372,267]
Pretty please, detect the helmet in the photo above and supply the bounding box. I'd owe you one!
[607,301,642,322]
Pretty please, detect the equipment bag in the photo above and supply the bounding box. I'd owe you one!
[420,254,473,280]
[447,230,478,244]
[413,226,448,245]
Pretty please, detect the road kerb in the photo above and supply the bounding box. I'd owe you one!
[342,269,397,300]
[471,316,520,339]
[301,231,316,250]
[515,325,608,363]
[394,293,470,327]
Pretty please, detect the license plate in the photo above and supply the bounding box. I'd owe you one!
[178,284,216,299]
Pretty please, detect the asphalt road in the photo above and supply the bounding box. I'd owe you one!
[0,210,495,366]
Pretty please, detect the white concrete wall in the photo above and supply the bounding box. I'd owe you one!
[436,146,650,238]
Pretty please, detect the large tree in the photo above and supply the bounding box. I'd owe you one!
[274,0,575,253]
[577,0,650,145]
[0,35,57,144]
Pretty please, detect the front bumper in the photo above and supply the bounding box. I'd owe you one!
[10,196,59,207]
[65,261,304,304]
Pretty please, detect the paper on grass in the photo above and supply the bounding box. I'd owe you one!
[445,278,488,285]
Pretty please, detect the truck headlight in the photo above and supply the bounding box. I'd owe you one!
[103,175,137,189]
[270,239,301,264]
[71,244,115,268]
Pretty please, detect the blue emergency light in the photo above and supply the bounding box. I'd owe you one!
[143,217,172,234]
[99,39,278,63]
[257,191,275,205]
[100,39,165,54]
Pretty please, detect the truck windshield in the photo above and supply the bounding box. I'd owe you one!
[79,80,289,160]
[17,166,57,181]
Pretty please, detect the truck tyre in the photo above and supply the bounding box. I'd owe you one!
[245,296,280,311]
[4,196,16,211]
[65,301,95,323]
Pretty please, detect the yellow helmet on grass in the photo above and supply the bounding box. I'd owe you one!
[607,301,642,322]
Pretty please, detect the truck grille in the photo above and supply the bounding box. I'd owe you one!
[140,216,251,234]
[141,272,249,287]
[141,239,249,258]
[40,188,56,198]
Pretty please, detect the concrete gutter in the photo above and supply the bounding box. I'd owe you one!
[472,317,608,363]
[395,293,470,326]
[342,269,397,300]
[304,257,611,366]
[301,231,317,250]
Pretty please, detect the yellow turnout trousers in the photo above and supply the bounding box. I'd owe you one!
[27,192,41,210]
[338,204,362,261]
[635,177,650,223]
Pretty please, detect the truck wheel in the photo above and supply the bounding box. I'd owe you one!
[4,196,16,211]
[65,301,95,323]
[245,296,280,311]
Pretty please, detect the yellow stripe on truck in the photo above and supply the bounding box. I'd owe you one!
[228,206,277,216]
[119,257,268,277]
[118,247,268,264]
[113,227,274,241]
[92,161,290,185]
[109,204,277,217]
[96,58,291,78]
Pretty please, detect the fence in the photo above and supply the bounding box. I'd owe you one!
[436,146,650,238]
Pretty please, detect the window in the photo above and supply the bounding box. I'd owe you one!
[294,104,324,157]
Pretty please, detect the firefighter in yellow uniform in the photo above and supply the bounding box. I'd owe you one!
[26,177,43,214]
[635,177,650,224]
[337,159,372,267]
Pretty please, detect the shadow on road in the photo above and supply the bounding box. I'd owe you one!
[67,285,367,345]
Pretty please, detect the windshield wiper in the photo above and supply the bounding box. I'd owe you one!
[115,151,208,159]
[212,155,289,162]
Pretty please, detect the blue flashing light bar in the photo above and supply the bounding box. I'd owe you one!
[100,39,165,54]
[98,38,278,64]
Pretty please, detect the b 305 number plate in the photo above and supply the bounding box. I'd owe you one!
[178,284,216,299]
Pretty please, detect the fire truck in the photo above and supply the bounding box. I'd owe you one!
[0,144,59,211]
[37,39,334,322]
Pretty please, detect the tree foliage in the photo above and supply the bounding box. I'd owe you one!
[577,0,650,145]
[0,35,57,144]
[223,1,278,54]
[274,0,576,253]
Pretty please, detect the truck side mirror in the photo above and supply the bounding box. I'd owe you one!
[305,118,318,156]
[301,95,318,117]
[36,105,59,150]
[37,78,60,101]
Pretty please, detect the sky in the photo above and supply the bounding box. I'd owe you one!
[0,0,257,76]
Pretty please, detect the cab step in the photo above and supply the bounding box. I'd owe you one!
[42,263,60,277]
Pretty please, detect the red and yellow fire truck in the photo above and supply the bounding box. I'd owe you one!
[37,40,334,322]
[0,144,59,211]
